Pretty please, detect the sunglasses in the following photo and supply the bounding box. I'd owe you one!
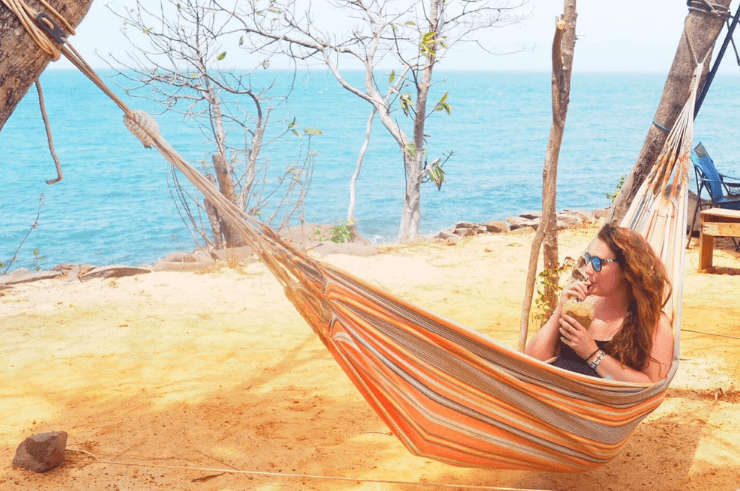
[584,252,616,272]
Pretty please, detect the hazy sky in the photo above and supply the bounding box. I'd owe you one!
[52,0,740,74]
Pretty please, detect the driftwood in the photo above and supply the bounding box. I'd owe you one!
[0,0,95,133]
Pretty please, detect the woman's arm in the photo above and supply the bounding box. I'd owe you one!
[591,313,674,383]
[642,313,674,382]
[525,304,564,360]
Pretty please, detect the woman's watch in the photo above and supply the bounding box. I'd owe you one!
[589,350,606,370]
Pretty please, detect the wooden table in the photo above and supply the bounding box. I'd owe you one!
[699,208,740,271]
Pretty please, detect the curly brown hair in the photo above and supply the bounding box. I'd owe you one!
[598,223,671,371]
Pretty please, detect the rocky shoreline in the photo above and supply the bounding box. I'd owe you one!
[0,206,616,288]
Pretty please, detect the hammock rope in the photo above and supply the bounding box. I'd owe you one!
[65,459,556,491]
[5,0,699,474]
[0,0,74,60]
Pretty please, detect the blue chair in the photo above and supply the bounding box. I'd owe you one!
[688,142,740,247]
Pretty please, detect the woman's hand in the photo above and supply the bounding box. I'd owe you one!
[557,280,591,308]
[559,314,598,360]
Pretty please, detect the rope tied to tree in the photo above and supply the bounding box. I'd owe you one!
[124,110,160,149]
[687,0,731,20]
[4,0,169,171]
[0,0,75,61]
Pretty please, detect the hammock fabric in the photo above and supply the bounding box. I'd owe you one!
[57,41,694,474]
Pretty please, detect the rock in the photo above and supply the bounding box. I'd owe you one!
[454,221,477,230]
[445,235,463,246]
[593,207,610,219]
[435,229,456,240]
[484,220,509,234]
[507,216,540,231]
[0,270,62,286]
[556,219,572,230]
[519,210,542,220]
[51,264,95,281]
[79,265,152,282]
[454,226,478,237]
[562,209,594,224]
[12,431,68,473]
[555,214,582,229]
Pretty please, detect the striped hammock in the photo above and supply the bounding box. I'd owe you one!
[118,65,698,473]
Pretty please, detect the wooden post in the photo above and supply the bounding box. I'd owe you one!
[519,0,577,352]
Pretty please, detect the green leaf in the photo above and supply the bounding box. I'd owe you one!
[239,36,244,46]
[389,70,395,84]
[217,52,226,61]
[400,93,414,116]
[405,21,416,26]
[434,92,452,114]
[429,160,445,190]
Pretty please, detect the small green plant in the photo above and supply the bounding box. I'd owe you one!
[606,175,626,203]
[31,248,46,272]
[2,194,45,275]
[530,256,576,327]
[312,226,326,242]
[330,219,357,243]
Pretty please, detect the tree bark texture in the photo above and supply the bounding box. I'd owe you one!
[212,153,241,248]
[0,0,95,133]
[519,1,577,352]
[607,2,731,224]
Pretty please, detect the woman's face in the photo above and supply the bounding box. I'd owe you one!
[584,239,623,297]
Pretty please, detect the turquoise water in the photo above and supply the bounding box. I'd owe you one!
[2,69,739,272]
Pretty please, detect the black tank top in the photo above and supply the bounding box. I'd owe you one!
[551,340,610,378]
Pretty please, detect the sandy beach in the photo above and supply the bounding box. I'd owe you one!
[1,222,739,491]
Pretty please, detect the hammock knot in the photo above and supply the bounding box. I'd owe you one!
[124,110,159,149]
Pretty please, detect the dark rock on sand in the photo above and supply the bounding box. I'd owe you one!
[12,431,68,473]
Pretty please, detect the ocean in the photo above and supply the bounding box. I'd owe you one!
[2,69,739,272]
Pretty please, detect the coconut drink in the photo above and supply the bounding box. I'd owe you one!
[562,298,594,329]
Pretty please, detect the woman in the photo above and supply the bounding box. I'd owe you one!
[525,223,674,383]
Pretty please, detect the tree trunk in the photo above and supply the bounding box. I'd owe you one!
[519,1,577,352]
[607,2,731,224]
[204,175,224,249]
[0,0,95,132]
[212,153,240,248]
[399,153,423,242]
[398,0,440,243]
